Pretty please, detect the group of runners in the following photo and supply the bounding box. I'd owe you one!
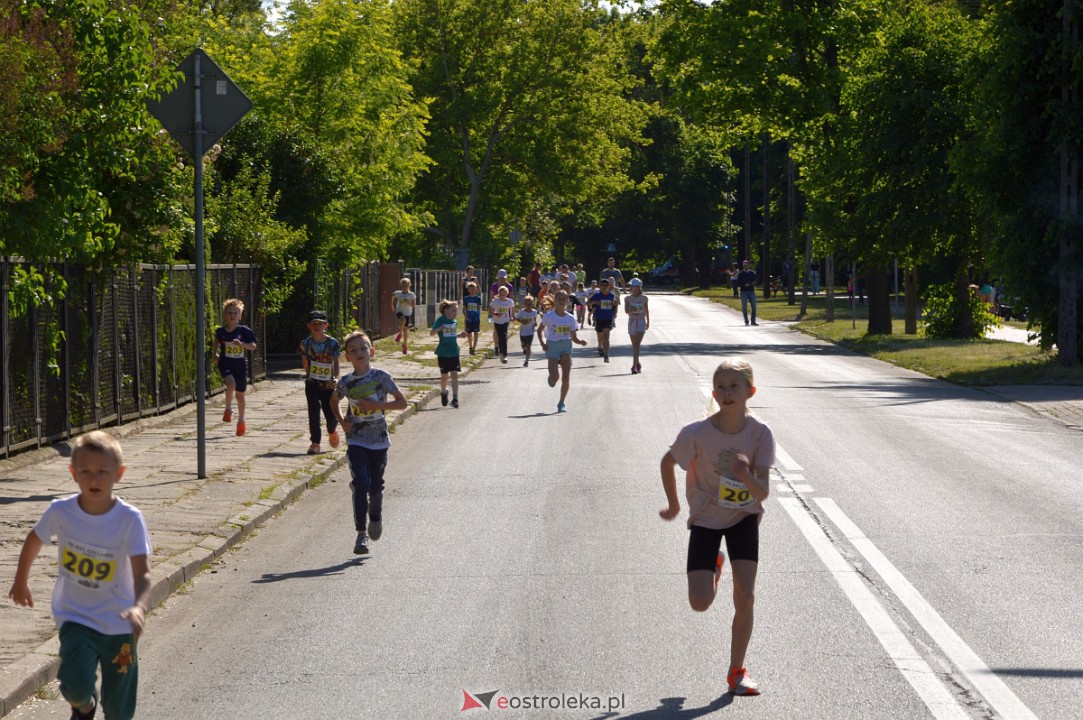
[448,259,650,413]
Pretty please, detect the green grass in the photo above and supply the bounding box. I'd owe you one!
[692,288,1083,386]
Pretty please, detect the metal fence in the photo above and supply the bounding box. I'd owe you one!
[406,267,490,330]
[1,260,265,459]
[310,262,487,342]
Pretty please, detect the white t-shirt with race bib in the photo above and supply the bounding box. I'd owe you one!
[541,310,579,341]
[34,496,152,635]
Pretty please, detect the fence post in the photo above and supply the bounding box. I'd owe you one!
[151,267,160,412]
[62,262,71,437]
[1,258,8,457]
[112,270,122,422]
[170,267,179,404]
[131,266,142,418]
[89,277,101,429]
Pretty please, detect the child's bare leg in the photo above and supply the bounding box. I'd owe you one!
[687,569,717,612]
[450,372,459,396]
[236,390,246,418]
[440,373,448,392]
[728,559,758,670]
[558,354,571,403]
[548,356,559,386]
[631,334,642,365]
[224,376,236,410]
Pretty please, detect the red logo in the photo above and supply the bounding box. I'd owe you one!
[461,689,499,712]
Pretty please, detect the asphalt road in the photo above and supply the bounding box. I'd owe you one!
[9,294,1083,719]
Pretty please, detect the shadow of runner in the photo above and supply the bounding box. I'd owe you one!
[588,694,732,720]
[252,558,366,583]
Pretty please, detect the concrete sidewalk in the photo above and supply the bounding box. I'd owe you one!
[0,329,495,717]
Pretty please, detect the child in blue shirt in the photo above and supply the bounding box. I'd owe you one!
[462,283,483,356]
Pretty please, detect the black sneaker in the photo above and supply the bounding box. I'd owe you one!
[353,534,369,555]
[441,389,449,406]
[451,398,459,408]
[368,520,382,541]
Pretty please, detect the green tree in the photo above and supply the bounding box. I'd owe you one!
[959,0,1082,364]
[805,2,983,336]
[0,0,183,266]
[262,0,431,262]
[393,0,643,267]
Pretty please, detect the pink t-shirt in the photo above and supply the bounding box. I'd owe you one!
[668,414,775,530]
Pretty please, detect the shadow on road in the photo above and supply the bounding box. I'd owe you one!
[991,667,1083,678]
[252,558,366,583]
[588,694,732,719]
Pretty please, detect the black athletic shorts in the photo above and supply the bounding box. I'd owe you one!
[595,317,614,332]
[686,514,760,572]
[437,355,461,374]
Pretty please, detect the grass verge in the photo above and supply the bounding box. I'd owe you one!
[691,288,1083,386]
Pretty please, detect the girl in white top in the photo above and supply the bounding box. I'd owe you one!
[391,277,417,355]
[537,290,587,413]
[515,296,539,367]
[574,281,589,326]
[488,285,516,364]
[624,277,650,374]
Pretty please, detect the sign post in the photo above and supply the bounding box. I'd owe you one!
[147,49,252,478]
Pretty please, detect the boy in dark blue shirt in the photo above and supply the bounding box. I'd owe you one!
[462,282,483,355]
[214,298,258,436]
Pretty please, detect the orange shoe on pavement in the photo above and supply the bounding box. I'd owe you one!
[727,667,760,696]
[236,420,246,437]
[328,430,340,449]
[223,408,232,422]
[402,343,408,355]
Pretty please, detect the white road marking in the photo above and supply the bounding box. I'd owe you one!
[778,497,972,720]
[815,498,1039,720]
[774,444,803,473]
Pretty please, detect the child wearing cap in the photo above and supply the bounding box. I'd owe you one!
[624,278,650,374]
[299,310,341,454]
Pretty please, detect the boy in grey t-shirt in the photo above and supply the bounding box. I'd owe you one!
[332,331,408,555]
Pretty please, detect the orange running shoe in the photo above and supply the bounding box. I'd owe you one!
[236,420,246,437]
[727,667,760,696]
[222,408,232,422]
